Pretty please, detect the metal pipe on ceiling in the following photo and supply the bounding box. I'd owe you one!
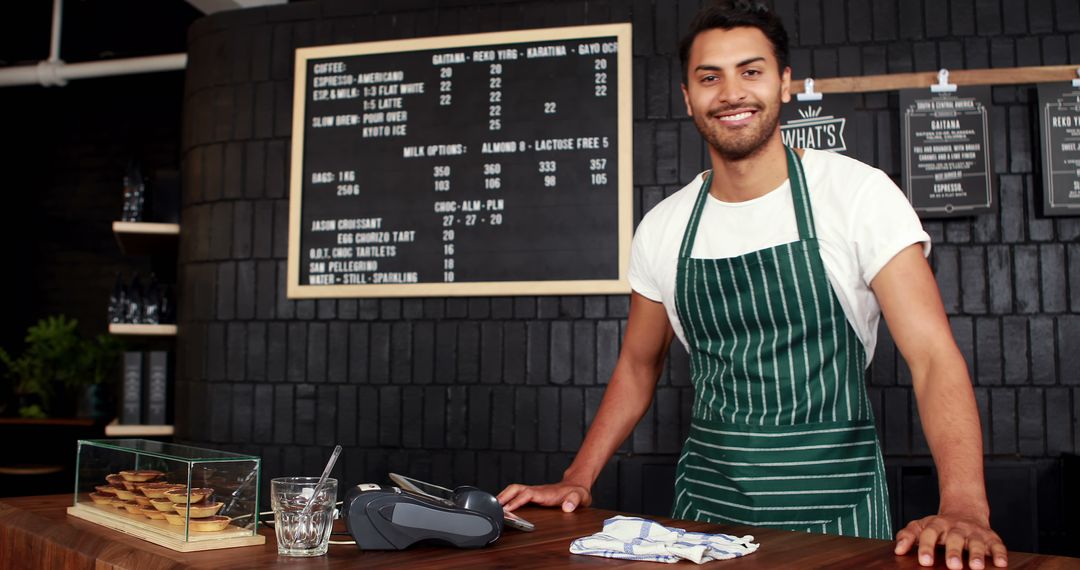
[0,54,188,87]
[0,0,187,88]
[49,0,62,64]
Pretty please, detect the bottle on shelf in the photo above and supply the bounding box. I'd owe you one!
[160,284,174,324]
[125,273,144,324]
[107,273,176,327]
[108,274,127,324]
[121,161,146,222]
[143,274,161,325]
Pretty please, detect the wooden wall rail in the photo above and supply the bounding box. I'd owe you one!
[799,64,1080,94]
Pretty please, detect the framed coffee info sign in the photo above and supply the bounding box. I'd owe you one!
[287,24,632,298]
[1038,82,1080,216]
[899,86,996,218]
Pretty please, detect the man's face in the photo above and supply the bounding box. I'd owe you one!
[681,27,791,161]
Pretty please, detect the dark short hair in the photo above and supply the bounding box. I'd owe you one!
[678,0,790,82]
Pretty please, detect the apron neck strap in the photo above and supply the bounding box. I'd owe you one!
[678,171,713,259]
[785,146,816,241]
[678,147,816,259]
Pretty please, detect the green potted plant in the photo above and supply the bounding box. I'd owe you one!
[0,315,124,419]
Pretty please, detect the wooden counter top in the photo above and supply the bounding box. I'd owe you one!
[0,494,1075,568]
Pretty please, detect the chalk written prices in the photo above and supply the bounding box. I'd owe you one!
[1038,83,1080,215]
[306,217,419,285]
[415,134,612,283]
[297,34,621,287]
[899,86,996,218]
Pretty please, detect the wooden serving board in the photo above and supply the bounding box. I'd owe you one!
[67,502,265,552]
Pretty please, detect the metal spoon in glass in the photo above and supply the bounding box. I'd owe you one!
[304,445,341,515]
[300,445,342,544]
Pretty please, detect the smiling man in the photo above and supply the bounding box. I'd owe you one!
[499,1,1007,569]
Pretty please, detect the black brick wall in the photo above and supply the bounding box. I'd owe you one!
[178,0,1079,554]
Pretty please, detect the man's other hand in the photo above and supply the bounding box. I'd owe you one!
[497,482,592,513]
[894,513,1008,569]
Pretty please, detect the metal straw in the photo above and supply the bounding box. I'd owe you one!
[303,445,342,516]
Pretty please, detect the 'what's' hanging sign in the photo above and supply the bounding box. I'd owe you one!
[780,93,858,155]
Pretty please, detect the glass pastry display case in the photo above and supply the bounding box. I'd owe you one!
[68,439,264,552]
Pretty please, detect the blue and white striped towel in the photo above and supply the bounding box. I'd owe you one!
[569,516,759,564]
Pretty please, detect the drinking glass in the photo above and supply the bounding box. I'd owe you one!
[270,477,338,556]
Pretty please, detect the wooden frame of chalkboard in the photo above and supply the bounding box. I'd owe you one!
[287,24,632,298]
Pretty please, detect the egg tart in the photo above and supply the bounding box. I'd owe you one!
[114,488,137,501]
[161,512,186,526]
[105,474,126,488]
[151,498,178,512]
[140,507,166,520]
[174,501,223,518]
[139,483,184,499]
[165,487,213,504]
[120,469,164,482]
[189,516,230,532]
[122,502,144,515]
[88,493,113,506]
[95,485,118,495]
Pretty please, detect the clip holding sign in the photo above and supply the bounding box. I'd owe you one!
[1072,68,1080,87]
[796,77,823,101]
[930,68,957,93]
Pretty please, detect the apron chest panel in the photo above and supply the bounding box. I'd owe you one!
[672,147,892,540]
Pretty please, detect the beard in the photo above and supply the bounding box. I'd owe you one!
[692,98,782,161]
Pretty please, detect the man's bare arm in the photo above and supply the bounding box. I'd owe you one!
[871,244,1006,570]
[497,292,675,512]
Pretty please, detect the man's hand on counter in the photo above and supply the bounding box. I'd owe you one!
[894,512,1008,569]
[497,482,593,513]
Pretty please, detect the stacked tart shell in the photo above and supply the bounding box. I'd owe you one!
[93,473,232,531]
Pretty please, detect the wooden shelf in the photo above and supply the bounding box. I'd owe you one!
[104,419,174,437]
[0,417,95,426]
[110,222,179,442]
[0,465,64,476]
[800,63,1080,94]
[108,323,177,336]
[112,221,180,235]
[112,221,179,255]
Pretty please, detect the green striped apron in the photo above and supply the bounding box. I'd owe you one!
[671,146,892,539]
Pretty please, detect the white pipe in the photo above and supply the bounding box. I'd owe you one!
[48,0,63,63]
[0,53,188,87]
[0,0,186,88]
[59,53,188,80]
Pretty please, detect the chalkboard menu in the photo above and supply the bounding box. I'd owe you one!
[780,94,858,155]
[287,25,632,298]
[899,86,996,218]
[1038,82,1080,216]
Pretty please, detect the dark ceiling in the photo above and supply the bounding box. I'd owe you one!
[0,0,203,67]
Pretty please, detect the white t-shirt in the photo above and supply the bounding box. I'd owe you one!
[629,148,930,365]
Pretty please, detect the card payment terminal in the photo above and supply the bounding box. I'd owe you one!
[343,474,532,550]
